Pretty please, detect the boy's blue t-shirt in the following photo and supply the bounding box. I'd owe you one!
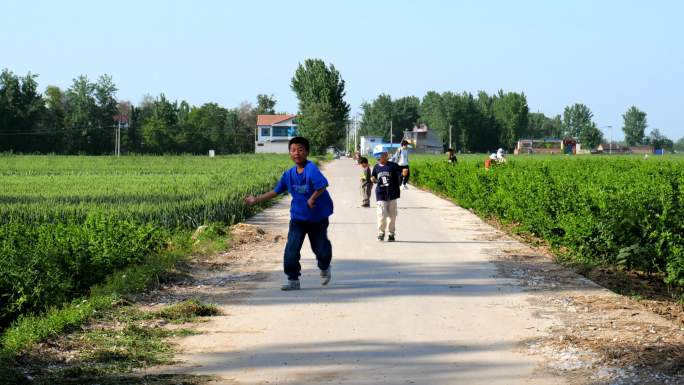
[274,161,334,222]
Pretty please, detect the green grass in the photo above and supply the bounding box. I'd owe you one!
[157,300,220,324]
[0,296,220,385]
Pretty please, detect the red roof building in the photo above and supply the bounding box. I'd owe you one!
[255,114,299,153]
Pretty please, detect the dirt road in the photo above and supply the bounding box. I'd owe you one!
[166,158,572,384]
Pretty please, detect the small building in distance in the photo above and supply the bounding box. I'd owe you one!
[359,135,384,156]
[629,145,655,154]
[514,139,563,154]
[403,124,442,154]
[255,114,298,153]
[595,143,630,154]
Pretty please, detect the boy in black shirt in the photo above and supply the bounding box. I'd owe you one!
[359,157,372,207]
[371,145,401,242]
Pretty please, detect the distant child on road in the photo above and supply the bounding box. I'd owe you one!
[359,157,372,207]
[244,137,333,291]
[392,140,411,189]
[371,145,401,242]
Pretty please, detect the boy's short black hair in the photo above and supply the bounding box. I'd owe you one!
[288,136,310,152]
[447,148,454,152]
[401,140,409,146]
[358,157,369,164]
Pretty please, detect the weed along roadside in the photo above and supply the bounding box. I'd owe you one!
[0,225,226,385]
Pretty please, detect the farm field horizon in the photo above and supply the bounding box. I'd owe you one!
[2,152,683,326]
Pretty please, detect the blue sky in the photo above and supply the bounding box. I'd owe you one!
[2,0,683,140]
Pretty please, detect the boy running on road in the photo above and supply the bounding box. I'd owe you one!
[244,137,333,291]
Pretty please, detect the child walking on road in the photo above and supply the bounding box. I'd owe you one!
[392,140,410,189]
[244,137,334,291]
[371,145,401,242]
[359,157,372,207]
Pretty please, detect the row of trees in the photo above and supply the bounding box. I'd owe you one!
[1,63,679,154]
[0,69,278,154]
[360,91,679,152]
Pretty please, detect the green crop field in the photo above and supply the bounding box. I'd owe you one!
[411,154,684,294]
[0,154,291,328]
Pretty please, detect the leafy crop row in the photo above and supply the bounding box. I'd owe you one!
[0,155,291,327]
[411,155,684,292]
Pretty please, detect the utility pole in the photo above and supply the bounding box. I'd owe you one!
[113,114,128,156]
[346,120,349,154]
[609,125,613,155]
[449,124,452,150]
[355,116,359,153]
[117,119,121,156]
[390,121,393,149]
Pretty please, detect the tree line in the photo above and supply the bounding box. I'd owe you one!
[2,63,680,154]
[0,69,278,154]
[360,91,680,153]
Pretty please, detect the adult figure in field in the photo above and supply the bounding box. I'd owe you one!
[392,140,411,190]
[244,137,333,291]
[447,148,457,163]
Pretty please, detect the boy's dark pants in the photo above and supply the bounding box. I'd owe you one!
[284,218,332,280]
[361,183,372,206]
[399,165,410,185]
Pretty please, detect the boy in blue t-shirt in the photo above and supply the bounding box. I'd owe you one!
[244,137,334,291]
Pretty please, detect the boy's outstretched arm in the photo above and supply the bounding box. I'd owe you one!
[244,190,278,207]
[307,187,326,208]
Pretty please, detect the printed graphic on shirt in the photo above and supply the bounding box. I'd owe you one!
[378,171,391,187]
[293,183,308,194]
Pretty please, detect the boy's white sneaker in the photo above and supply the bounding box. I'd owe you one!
[281,279,300,291]
[320,267,332,285]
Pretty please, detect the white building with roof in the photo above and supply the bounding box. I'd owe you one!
[255,114,298,153]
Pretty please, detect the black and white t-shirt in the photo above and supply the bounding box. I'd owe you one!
[372,161,401,201]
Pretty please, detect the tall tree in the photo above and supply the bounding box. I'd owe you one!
[562,103,602,148]
[93,74,118,153]
[44,85,66,151]
[418,91,448,143]
[579,123,604,149]
[674,136,684,153]
[360,94,393,140]
[297,102,338,154]
[622,106,647,146]
[491,90,529,150]
[141,94,178,153]
[528,112,563,139]
[392,96,420,142]
[64,75,97,153]
[255,94,276,114]
[0,70,46,152]
[646,129,673,151]
[236,101,256,153]
[291,59,350,152]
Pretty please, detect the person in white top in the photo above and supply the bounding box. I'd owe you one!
[392,140,411,190]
